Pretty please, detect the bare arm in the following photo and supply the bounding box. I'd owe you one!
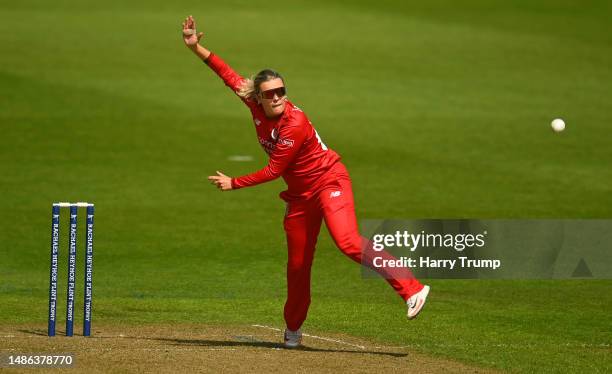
[182,15,210,61]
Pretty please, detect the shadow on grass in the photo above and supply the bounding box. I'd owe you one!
[15,329,407,357]
[154,337,408,357]
[19,329,50,336]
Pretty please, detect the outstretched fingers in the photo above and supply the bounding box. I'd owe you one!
[207,172,232,191]
[182,15,199,37]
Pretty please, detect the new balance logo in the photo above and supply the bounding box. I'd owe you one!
[330,191,341,198]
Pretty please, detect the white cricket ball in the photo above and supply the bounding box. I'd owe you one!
[551,118,565,132]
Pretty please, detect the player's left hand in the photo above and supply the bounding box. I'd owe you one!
[208,171,233,191]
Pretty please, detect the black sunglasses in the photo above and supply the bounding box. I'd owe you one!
[260,87,286,100]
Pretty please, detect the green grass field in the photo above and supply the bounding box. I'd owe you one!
[1,0,611,372]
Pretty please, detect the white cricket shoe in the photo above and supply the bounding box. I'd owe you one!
[283,328,302,348]
[407,285,430,319]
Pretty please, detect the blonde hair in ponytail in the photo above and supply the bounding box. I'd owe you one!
[237,78,256,100]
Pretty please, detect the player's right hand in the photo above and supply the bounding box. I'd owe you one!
[182,15,204,48]
[208,171,233,191]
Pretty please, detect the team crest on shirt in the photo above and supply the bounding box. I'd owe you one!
[271,128,278,140]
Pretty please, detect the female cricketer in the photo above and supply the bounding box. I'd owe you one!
[182,15,430,348]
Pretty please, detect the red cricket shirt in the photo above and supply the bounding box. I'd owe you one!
[205,53,341,201]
